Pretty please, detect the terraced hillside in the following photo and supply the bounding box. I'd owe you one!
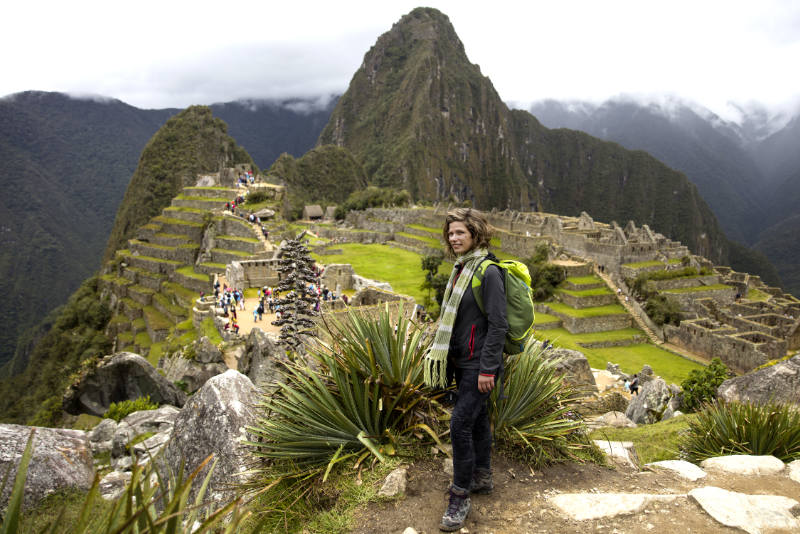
[99,184,272,364]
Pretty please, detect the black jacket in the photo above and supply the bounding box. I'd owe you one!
[447,261,508,376]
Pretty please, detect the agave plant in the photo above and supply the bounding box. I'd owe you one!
[682,399,800,462]
[247,305,442,482]
[491,340,595,467]
[0,430,249,533]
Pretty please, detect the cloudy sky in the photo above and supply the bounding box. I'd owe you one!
[3,0,799,121]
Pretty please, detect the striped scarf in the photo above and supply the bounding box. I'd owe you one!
[424,247,488,388]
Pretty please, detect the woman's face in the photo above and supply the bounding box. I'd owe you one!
[448,221,475,255]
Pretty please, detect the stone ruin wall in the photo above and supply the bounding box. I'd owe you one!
[226,259,281,290]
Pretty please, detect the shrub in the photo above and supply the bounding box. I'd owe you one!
[334,186,411,219]
[644,294,682,326]
[682,400,800,462]
[245,189,270,204]
[103,395,159,422]
[679,357,728,412]
[529,263,566,301]
[492,341,599,466]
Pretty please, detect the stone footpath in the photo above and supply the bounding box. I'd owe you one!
[358,450,800,534]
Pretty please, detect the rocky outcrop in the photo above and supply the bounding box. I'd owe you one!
[238,328,288,389]
[195,336,224,364]
[63,352,186,416]
[0,425,94,509]
[625,378,674,424]
[163,370,259,502]
[110,406,180,469]
[544,348,597,393]
[716,355,800,404]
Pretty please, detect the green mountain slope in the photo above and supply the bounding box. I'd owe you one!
[103,105,253,260]
[318,7,728,263]
[0,92,175,367]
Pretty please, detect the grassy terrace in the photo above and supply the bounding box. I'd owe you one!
[130,239,174,250]
[556,287,612,297]
[153,216,204,227]
[174,194,231,202]
[143,306,172,331]
[153,293,188,318]
[199,262,227,271]
[176,266,210,281]
[534,312,561,325]
[622,258,683,269]
[163,282,200,303]
[127,254,182,266]
[135,331,152,348]
[565,275,601,286]
[406,223,440,235]
[534,327,703,384]
[217,235,261,243]
[211,248,251,257]
[546,302,628,317]
[747,288,772,302]
[396,231,440,247]
[132,318,146,330]
[662,284,733,294]
[163,206,206,215]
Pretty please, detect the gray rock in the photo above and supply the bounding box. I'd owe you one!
[592,440,640,469]
[88,418,118,443]
[646,460,707,481]
[253,208,276,219]
[689,486,800,534]
[195,336,223,364]
[111,422,135,457]
[163,370,259,503]
[700,455,785,476]
[789,460,800,483]
[63,352,187,416]
[377,467,408,497]
[549,493,681,520]
[238,328,288,389]
[223,343,246,367]
[99,470,131,501]
[544,348,597,393]
[443,458,454,476]
[0,424,94,510]
[625,378,673,424]
[717,355,800,405]
[598,411,637,428]
[122,405,180,435]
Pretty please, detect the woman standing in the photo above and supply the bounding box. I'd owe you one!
[424,208,508,532]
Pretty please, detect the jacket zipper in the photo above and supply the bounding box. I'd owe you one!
[468,324,476,359]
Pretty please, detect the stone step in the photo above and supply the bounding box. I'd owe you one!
[151,216,205,241]
[555,288,617,309]
[135,222,163,241]
[170,267,211,294]
[536,302,631,334]
[127,284,155,306]
[131,317,147,335]
[171,195,229,211]
[121,297,144,320]
[130,240,198,264]
[215,235,262,254]
[106,314,131,337]
[125,253,183,275]
[196,262,228,275]
[161,206,208,224]
[143,306,172,342]
[152,292,189,323]
[181,186,239,199]
[121,267,167,291]
[210,248,253,265]
[151,232,192,247]
[98,274,134,296]
[216,216,259,239]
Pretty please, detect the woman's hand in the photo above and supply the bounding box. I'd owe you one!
[478,374,495,393]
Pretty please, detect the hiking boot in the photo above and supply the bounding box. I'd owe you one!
[469,468,493,494]
[439,486,470,532]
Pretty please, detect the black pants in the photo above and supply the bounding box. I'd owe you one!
[450,367,492,491]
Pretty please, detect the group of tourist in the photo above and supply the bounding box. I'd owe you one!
[236,170,255,186]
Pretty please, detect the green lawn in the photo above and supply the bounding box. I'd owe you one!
[565,275,601,285]
[534,328,703,384]
[556,287,612,297]
[746,288,772,302]
[662,284,733,294]
[396,231,440,247]
[589,415,695,464]
[406,223,440,235]
[534,312,562,325]
[546,302,628,318]
[176,266,211,280]
[312,243,442,303]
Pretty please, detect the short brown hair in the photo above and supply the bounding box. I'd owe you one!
[442,208,492,256]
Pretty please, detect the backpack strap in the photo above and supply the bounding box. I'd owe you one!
[471,258,498,316]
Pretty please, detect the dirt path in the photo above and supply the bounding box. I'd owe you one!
[351,456,800,533]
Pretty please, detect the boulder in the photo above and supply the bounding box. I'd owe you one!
[89,418,117,443]
[544,348,597,393]
[716,355,800,405]
[163,370,259,502]
[550,493,679,521]
[598,411,637,428]
[63,352,187,416]
[99,470,131,501]
[0,424,94,510]
[377,467,408,497]
[689,486,800,534]
[111,406,179,460]
[637,364,655,383]
[195,336,224,364]
[625,378,673,424]
[238,328,288,389]
[700,455,785,476]
[253,208,276,219]
[592,440,639,469]
[646,460,707,481]
[789,460,800,484]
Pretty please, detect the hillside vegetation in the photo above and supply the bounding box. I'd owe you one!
[103,105,254,260]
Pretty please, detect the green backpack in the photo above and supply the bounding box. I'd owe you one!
[471,258,535,355]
